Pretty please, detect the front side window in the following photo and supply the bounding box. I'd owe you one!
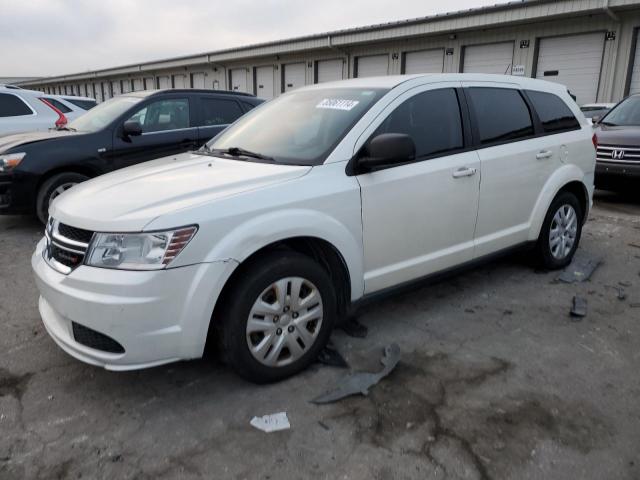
[207,87,387,165]
[127,99,190,133]
[467,87,534,145]
[0,93,33,117]
[372,88,464,159]
[527,90,580,133]
[201,98,243,126]
[600,95,640,126]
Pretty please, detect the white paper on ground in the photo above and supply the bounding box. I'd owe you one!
[250,412,290,433]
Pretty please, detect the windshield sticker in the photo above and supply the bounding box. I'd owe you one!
[316,98,360,111]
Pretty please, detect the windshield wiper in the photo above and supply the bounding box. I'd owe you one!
[210,147,275,162]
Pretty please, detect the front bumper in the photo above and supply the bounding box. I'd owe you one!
[595,161,640,189]
[32,238,237,370]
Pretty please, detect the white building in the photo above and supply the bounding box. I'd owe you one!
[17,0,640,106]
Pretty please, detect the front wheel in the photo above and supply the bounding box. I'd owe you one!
[534,191,583,269]
[218,251,336,383]
[36,172,89,224]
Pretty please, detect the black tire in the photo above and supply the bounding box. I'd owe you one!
[534,191,583,270]
[36,172,89,224]
[217,251,336,383]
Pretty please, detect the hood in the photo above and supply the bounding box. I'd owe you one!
[0,130,77,153]
[51,152,312,231]
[595,124,640,146]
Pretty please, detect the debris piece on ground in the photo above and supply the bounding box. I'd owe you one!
[339,316,368,338]
[317,421,330,431]
[629,243,640,250]
[619,281,632,287]
[570,296,588,319]
[250,412,290,433]
[557,253,602,283]
[617,288,627,301]
[317,341,349,368]
[311,343,400,404]
[630,303,640,308]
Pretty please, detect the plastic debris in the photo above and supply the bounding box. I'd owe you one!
[250,412,290,433]
[557,253,602,283]
[311,343,400,404]
[317,341,349,368]
[339,316,368,338]
[570,296,587,319]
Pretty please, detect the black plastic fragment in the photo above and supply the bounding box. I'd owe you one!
[570,296,587,319]
[317,342,349,368]
[557,253,602,284]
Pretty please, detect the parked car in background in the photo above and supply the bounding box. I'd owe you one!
[32,74,595,382]
[581,103,616,122]
[0,86,71,136]
[0,89,263,222]
[41,95,97,122]
[594,94,640,191]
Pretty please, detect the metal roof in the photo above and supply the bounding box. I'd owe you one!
[17,0,640,86]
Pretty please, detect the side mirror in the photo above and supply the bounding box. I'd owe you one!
[357,133,416,173]
[591,115,602,124]
[122,120,142,137]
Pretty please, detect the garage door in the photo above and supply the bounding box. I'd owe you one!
[157,76,170,89]
[94,83,102,102]
[463,42,514,74]
[172,74,187,89]
[629,34,640,95]
[132,78,144,91]
[191,72,206,89]
[230,68,248,93]
[255,66,275,100]
[283,63,306,92]
[101,82,110,100]
[121,81,131,94]
[536,32,605,105]
[356,55,389,77]
[316,59,344,83]
[404,49,445,74]
[144,77,155,90]
[111,81,121,96]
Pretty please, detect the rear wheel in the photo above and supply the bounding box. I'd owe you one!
[217,251,336,383]
[534,191,583,269]
[36,172,89,224]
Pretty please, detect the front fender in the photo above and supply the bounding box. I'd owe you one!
[203,208,364,300]
[528,164,590,241]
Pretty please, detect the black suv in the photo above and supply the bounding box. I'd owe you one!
[0,89,263,222]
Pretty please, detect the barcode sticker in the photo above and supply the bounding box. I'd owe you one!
[316,98,360,111]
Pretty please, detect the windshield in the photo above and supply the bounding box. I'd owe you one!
[600,96,640,126]
[206,87,387,165]
[68,96,142,132]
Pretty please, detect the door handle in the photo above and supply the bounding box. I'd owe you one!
[536,150,553,160]
[452,167,477,178]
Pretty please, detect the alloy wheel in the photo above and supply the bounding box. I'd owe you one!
[549,204,578,260]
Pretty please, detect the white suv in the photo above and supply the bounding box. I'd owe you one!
[32,74,595,382]
[0,86,93,136]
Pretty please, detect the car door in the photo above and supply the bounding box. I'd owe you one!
[462,83,560,257]
[355,84,481,294]
[110,96,198,170]
[196,96,247,144]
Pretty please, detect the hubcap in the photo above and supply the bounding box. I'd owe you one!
[246,277,323,368]
[49,182,77,206]
[549,204,578,260]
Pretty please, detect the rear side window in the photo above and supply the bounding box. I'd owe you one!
[467,88,534,145]
[201,98,243,126]
[527,90,580,133]
[65,98,97,110]
[42,98,72,113]
[127,98,190,133]
[0,93,33,117]
[373,88,464,159]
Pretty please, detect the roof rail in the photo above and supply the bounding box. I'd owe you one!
[152,88,256,97]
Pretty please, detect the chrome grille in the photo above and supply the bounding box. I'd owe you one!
[43,218,94,274]
[596,145,640,164]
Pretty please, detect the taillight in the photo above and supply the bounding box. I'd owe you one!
[38,98,68,128]
[592,133,598,150]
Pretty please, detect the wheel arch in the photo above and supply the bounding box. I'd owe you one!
[35,165,100,206]
[528,165,591,241]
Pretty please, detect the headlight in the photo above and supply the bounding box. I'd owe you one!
[0,152,26,172]
[86,226,197,270]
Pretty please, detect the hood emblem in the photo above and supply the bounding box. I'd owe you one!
[612,149,625,160]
